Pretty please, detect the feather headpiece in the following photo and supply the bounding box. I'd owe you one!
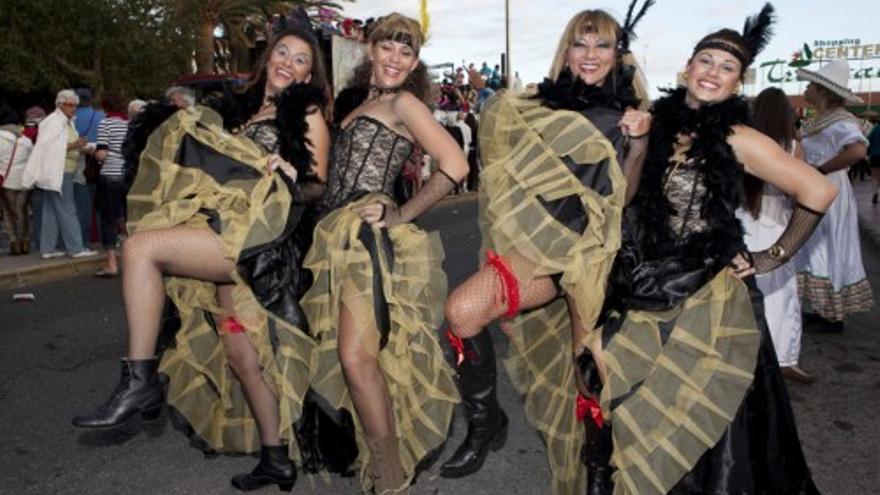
[618,0,656,53]
[272,6,319,43]
[741,3,775,60]
[692,3,775,68]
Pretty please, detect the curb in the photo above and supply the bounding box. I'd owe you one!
[0,193,480,291]
[0,255,106,290]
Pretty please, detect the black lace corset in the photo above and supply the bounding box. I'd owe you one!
[242,120,280,154]
[322,115,414,211]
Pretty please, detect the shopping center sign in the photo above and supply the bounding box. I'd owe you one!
[758,38,880,85]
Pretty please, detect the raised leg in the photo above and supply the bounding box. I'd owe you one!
[441,253,558,478]
[72,226,236,429]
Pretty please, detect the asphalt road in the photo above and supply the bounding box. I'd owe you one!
[1,196,878,494]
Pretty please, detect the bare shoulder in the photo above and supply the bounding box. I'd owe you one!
[391,91,428,113]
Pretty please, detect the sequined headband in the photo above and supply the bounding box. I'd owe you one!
[692,39,749,68]
[379,30,416,51]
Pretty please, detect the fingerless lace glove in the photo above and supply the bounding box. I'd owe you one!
[382,169,457,226]
[751,203,824,274]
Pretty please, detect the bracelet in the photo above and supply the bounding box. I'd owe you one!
[627,132,649,139]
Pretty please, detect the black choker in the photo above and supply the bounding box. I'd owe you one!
[369,84,402,97]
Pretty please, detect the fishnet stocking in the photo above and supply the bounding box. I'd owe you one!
[445,253,559,339]
[122,226,234,359]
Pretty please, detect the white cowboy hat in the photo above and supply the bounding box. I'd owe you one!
[796,58,864,104]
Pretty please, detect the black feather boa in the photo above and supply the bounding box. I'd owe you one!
[332,86,369,127]
[534,66,641,112]
[607,87,752,312]
[206,82,327,178]
[123,83,326,185]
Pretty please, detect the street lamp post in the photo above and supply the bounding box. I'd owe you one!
[505,0,511,88]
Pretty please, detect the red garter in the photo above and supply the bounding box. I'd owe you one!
[219,316,246,334]
[485,249,520,319]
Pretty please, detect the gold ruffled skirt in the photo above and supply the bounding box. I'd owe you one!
[127,107,314,459]
[300,193,459,491]
[478,93,626,494]
[600,271,761,495]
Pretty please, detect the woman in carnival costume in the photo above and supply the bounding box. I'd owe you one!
[72,22,332,492]
[594,4,833,493]
[795,58,873,331]
[299,12,467,494]
[442,4,655,493]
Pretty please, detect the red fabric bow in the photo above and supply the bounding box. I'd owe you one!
[576,394,604,428]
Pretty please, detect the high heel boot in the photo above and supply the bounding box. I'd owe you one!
[366,434,409,494]
[577,352,614,495]
[440,330,508,478]
[231,444,297,492]
[72,358,164,428]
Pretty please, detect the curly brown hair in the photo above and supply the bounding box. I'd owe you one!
[345,13,434,105]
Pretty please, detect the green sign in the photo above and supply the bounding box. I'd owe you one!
[758,40,880,85]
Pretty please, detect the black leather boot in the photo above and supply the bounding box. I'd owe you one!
[231,444,297,492]
[72,358,164,428]
[440,330,508,478]
[577,352,614,495]
[583,418,614,495]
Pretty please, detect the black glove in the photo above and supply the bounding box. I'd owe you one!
[382,169,457,226]
[751,203,824,274]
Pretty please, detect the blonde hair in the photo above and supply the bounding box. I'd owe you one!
[369,12,425,54]
[547,9,648,109]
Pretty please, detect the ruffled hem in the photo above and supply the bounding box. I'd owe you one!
[128,107,314,459]
[600,271,761,495]
[300,193,458,492]
[478,92,626,494]
[797,274,874,320]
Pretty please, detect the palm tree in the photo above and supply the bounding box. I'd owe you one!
[172,0,349,74]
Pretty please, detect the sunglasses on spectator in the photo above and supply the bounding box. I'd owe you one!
[60,102,77,107]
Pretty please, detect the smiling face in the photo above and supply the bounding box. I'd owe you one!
[265,35,313,96]
[566,32,616,86]
[369,39,419,89]
[684,48,743,108]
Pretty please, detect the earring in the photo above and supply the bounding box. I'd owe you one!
[682,72,689,81]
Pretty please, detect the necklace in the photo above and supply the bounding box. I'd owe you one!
[368,84,402,100]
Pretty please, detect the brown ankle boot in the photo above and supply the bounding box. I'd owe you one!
[366,434,409,495]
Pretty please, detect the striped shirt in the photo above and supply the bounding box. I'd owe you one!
[96,116,128,178]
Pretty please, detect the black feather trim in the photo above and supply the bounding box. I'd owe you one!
[620,0,656,53]
[203,88,261,131]
[742,3,776,61]
[535,66,640,112]
[607,87,752,310]
[275,82,327,176]
[332,86,369,126]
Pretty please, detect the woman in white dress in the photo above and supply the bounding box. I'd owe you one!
[738,87,813,383]
[796,59,873,330]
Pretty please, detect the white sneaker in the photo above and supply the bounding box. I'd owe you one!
[41,251,66,259]
[71,249,99,258]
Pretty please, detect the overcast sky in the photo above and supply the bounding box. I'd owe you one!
[339,0,879,99]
